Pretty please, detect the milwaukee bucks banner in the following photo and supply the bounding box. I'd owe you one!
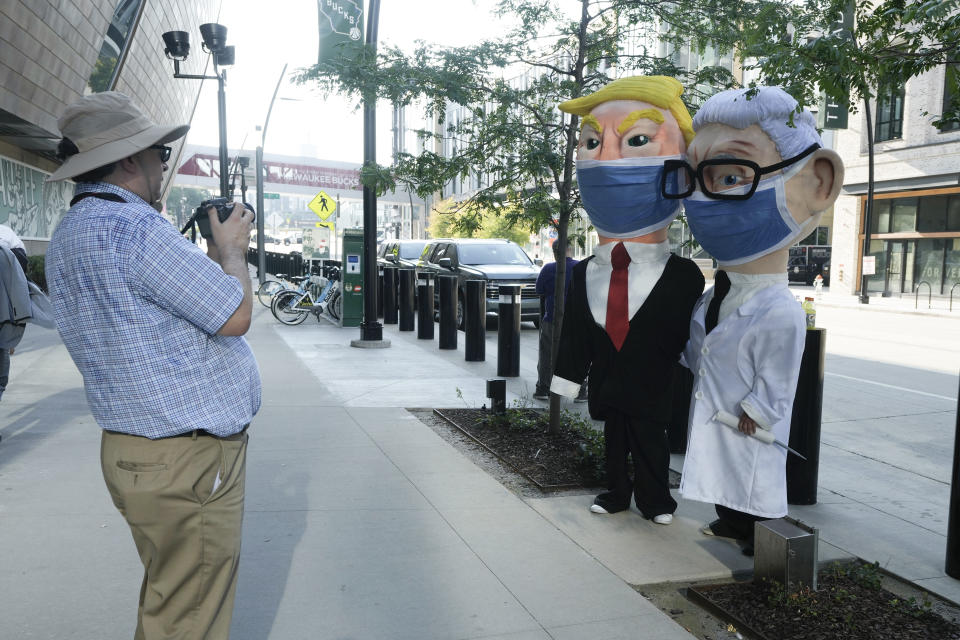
[317,0,364,65]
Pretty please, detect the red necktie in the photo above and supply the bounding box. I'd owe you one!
[606,242,631,351]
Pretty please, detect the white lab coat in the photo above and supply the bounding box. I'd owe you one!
[680,284,805,518]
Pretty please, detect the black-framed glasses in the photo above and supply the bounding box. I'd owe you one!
[149,144,172,163]
[661,143,820,201]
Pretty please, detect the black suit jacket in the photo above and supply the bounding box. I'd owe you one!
[554,254,704,423]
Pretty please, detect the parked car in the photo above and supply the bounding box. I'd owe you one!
[376,239,429,272]
[788,245,832,286]
[417,238,541,328]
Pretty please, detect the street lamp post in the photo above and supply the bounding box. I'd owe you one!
[162,24,235,198]
[253,63,289,285]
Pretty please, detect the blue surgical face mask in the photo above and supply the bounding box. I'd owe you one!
[682,157,814,266]
[577,155,682,238]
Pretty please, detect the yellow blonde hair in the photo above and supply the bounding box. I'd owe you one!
[560,76,695,146]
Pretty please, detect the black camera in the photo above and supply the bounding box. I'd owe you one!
[194,197,255,239]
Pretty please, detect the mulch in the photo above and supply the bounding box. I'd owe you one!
[690,561,960,640]
[435,407,605,490]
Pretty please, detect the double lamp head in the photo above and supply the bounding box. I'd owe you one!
[162,23,234,66]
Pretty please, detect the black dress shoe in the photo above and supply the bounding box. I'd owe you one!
[739,540,755,557]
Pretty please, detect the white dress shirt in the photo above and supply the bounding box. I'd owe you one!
[714,271,788,324]
[585,240,671,327]
[551,240,671,398]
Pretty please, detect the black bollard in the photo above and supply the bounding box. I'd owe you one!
[398,268,416,331]
[486,379,506,414]
[464,279,486,362]
[945,371,960,578]
[438,275,458,350]
[496,284,521,377]
[417,272,435,340]
[377,270,384,318]
[382,267,398,325]
[786,327,826,505]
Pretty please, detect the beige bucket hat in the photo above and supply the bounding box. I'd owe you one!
[47,92,189,182]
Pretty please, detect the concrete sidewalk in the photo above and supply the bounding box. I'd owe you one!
[2,284,958,639]
[0,303,692,640]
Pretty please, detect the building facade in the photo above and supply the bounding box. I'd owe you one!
[0,0,220,253]
[831,64,960,299]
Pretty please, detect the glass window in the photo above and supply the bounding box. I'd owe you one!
[798,226,829,245]
[86,0,144,93]
[916,239,945,293]
[891,197,917,233]
[948,196,960,232]
[917,196,948,232]
[458,243,532,265]
[946,238,960,296]
[871,200,891,234]
[942,63,960,133]
[865,239,887,293]
[875,86,904,142]
[399,241,427,260]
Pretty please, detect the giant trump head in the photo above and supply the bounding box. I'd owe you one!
[560,76,694,244]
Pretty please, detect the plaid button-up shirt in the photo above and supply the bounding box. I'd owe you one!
[46,183,260,438]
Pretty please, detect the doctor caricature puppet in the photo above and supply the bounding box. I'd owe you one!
[551,76,704,524]
[667,86,843,553]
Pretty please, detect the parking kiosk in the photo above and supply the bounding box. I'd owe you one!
[341,228,365,327]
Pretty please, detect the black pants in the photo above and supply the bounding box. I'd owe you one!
[715,504,766,542]
[596,411,676,518]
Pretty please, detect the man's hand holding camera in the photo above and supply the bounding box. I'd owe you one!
[207,202,254,257]
[206,202,255,336]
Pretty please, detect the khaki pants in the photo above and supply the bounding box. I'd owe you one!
[101,429,248,640]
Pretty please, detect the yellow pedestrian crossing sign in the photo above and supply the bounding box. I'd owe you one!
[308,190,336,220]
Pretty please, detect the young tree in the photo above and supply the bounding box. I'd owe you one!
[298,0,752,430]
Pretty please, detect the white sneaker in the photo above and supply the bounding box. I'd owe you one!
[652,513,673,525]
[589,504,610,514]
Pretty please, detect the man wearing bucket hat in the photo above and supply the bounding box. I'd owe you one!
[45,92,260,639]
[550,77,704,525]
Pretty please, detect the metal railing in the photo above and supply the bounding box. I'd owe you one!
[915,281,931,310]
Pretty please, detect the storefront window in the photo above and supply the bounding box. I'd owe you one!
[948,196,960,231]
[871,200,891,234]
[917,196,948,232]
[891,197,917,232]
[946,239,960,297]
[865,239,887,293]
[916,239,945,293]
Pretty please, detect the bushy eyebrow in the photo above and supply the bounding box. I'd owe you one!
[616,109,664,136]
[581,114,602,135]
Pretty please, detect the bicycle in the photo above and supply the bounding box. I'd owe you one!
[257,273,297,308]
[271,268,341,325]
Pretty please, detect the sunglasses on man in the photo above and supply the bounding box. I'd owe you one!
[149,144,172,163]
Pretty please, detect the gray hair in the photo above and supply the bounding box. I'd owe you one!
[692,86,822,159]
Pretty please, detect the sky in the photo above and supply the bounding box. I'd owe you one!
[186,0,515,163]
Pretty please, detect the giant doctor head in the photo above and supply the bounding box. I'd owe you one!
[559,76,694,245]
[664,86,844,274]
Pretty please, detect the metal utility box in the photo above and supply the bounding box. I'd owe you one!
[754,517,819,591]
[340,228,365,328]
